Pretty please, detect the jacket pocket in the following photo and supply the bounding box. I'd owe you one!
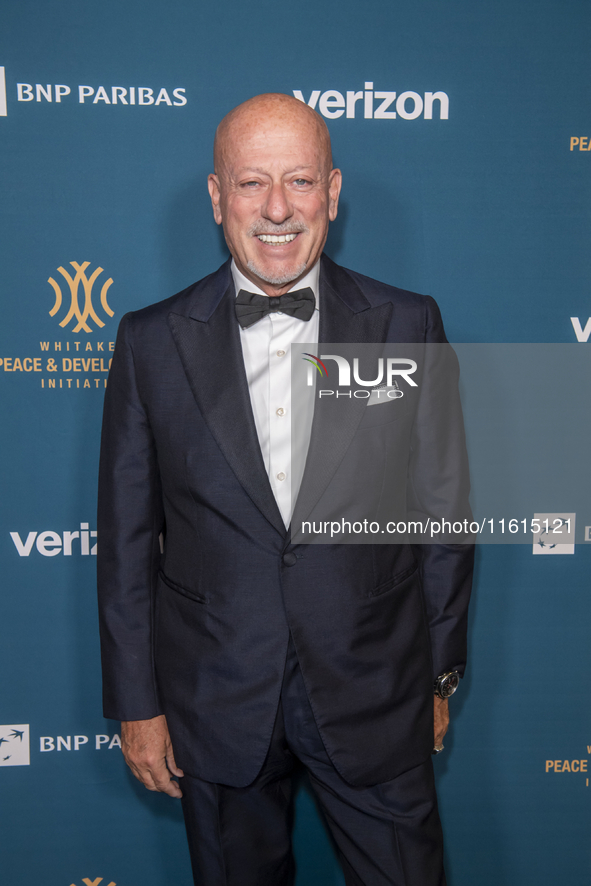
[358,398,409,430]
[158,569,207,604]
[365,562,418,598]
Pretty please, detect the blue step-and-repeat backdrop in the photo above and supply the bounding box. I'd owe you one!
[1,1,590,884]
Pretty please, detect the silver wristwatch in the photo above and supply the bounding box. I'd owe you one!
[434,671,460,699]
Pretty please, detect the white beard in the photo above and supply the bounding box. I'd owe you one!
[246,259,307,287]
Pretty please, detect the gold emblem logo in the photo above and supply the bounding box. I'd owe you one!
[69,879,116,886]
[48,261,114,332]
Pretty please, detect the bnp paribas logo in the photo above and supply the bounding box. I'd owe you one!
[48,261,114,333]
[0,724,30,766]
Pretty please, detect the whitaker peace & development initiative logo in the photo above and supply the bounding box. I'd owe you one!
[544,741,591,788]
[48,261,114,333]
[0,260,116,392]
[70,879,117,886]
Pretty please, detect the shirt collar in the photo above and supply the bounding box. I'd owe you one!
[231,258,320,310]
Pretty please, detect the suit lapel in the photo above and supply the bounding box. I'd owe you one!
[168,264,286,538]
[292,257,394,529]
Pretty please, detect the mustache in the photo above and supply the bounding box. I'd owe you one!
[248,220,309,237]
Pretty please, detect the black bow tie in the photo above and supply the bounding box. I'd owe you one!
[235,287,315,329]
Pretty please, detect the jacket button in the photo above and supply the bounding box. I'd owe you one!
[282,552,297,567]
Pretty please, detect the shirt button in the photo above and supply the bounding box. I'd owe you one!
[276,472,286,481]
[276,408,285,416]
[276,350,285,357]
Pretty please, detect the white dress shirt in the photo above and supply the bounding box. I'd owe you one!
[232,259,320,528]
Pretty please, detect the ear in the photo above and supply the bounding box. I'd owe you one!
[207,174,223,225]
[328,168,342,222]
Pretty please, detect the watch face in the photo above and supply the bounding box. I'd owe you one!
[442,673,460,697]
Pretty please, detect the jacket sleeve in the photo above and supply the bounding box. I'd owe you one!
[97,312,165,721]
[407,296,474,679]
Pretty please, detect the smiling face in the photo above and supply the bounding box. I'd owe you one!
[208,94,342,296]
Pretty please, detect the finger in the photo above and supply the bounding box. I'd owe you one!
[130,761,181,797]
[153,773,183,798]
[150,760,183,797]
[163,779,183,798]
[123,745,183,796]
[166,749,185,778]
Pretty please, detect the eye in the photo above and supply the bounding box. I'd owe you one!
[293,178,311,186]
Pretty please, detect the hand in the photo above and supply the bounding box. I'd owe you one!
[121,714,184,798]
[433,696,449,750]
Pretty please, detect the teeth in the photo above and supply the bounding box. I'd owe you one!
[257,233,298,244]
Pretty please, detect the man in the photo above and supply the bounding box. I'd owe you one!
[97,93,473,885]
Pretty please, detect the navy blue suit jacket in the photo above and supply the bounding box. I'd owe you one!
[97,254,473,788]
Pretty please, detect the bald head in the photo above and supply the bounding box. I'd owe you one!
[214,93,333,180]
[207,92,342,296]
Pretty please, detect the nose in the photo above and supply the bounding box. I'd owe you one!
[262,181,293,225]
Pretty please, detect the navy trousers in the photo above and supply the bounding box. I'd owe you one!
[180,638,446,886]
